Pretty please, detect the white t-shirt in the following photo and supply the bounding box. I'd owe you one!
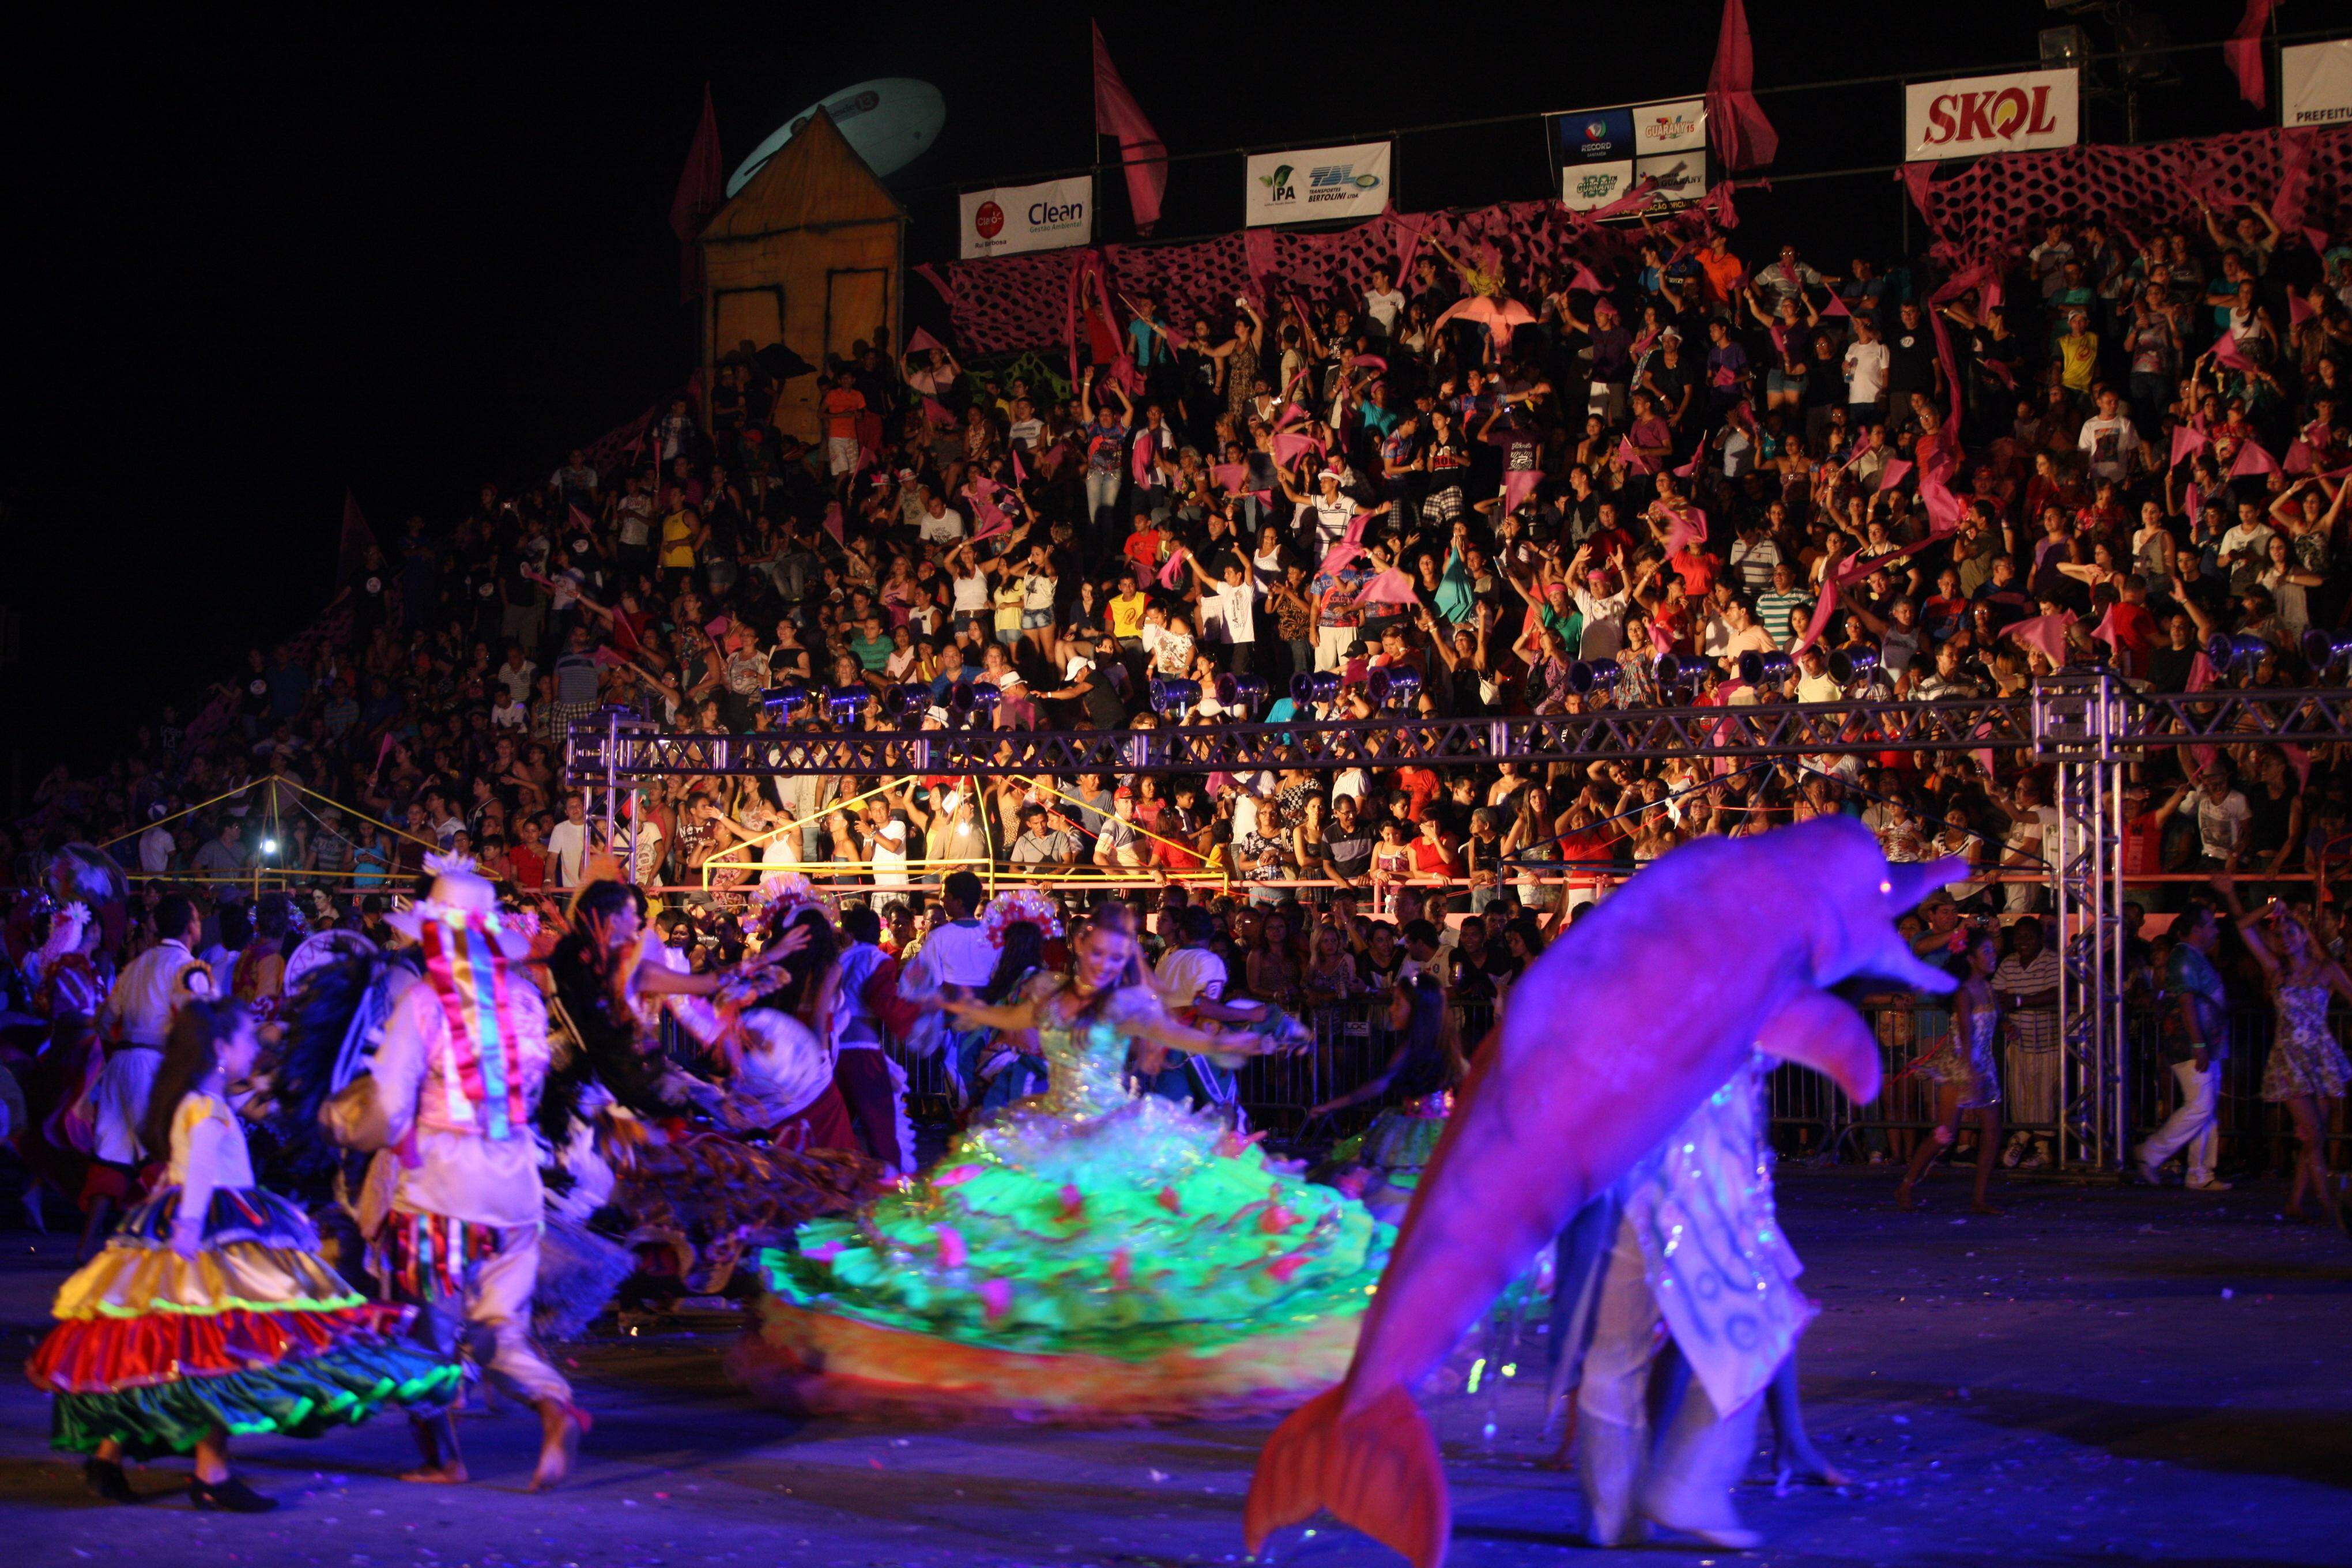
[2075,414,2141,483]
[2195,789,2251,861]
[1842,340,1891,404]
[546,819,590,886]
[1154,947,1227,1013]
[951,570,989,613]
[918,505,966,544]
[1203,579,1257,644]
[1363,288,1407,335]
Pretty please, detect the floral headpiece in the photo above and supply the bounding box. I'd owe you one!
[982,888,1064,947]
[752,870,813,909]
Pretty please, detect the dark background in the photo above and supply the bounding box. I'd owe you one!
[0,1,2291,789]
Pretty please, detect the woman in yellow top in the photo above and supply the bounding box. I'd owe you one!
[660,504,706,586]
[2056,310,2100,402]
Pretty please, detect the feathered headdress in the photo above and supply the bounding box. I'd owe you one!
[981,888,1063,947]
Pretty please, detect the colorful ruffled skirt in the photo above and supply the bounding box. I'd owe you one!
[732,1094,1392,1422]
[27,1185,462,1459]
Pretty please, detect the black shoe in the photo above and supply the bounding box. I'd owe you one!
[190,1475,277,1513]
[82,1458,137,1503]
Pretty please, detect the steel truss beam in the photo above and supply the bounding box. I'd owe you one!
[565,688,2352,782]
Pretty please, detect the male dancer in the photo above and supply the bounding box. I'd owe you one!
[81,894,210,1257]
[895,872,1000,1110]
[329,856,582,1488]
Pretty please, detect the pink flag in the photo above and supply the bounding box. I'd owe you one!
[2186,651,2219,693]
[1878,458,1913,493]
[2290,290,2315,326]
[1590,178,1661,221]
[1092,21,1167,233]
[2306,226,2333,256]
[1613,435,1656,476]
[1212,462,1249,493]
[1567,263,1605,293]
[2230,439,2281,478]
[2004,611,2076,669]
[1158,550,1189,589]
[1356,568,1419,607]
[2226,0,2273,109]
[1705,0,1778,170]
[1130,434,1154,484]
[568,503,597,534]
[668,85,723,303]
[908,327,947,357]
[1501,469,1541,514]
[821,502,845,545]
[2090,605,2122,650]
[1011,444,1031,484]
[2211,331,2259,375]
[1672,448,1703,480]
[1272,430,1324,468]
[922,395,956,428]
[2285,440,2316,476]
[1820,292,1850,318]
[2169,424,2210,468]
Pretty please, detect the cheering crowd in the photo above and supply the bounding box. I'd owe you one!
[8,190,2352,1188]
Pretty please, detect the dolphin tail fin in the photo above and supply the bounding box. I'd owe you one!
[1758,986,1886,1103]
[1244,1382,1450,1568]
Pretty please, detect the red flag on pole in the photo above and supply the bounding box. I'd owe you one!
[337,488,376,583]
[1705,0,1778,171]
[2226,1,2273,110]
[669,85,724,303]
[1092,21,1167,234]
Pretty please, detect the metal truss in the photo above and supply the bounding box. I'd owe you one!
[566,688,2352,782]
[2033,672,2130,1173]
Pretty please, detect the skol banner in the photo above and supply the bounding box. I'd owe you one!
[1905,68,2078,161]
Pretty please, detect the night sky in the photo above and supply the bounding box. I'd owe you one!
[3,1,2278,782]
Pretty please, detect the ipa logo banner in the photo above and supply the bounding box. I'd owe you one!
[1905,68,2079,161]
[1245,142,1392,227]
[959,176,1092,259]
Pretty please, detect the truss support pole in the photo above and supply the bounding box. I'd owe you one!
[2032,671,2129,1172]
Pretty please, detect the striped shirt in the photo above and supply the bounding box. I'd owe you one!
[1755,588,1813,648]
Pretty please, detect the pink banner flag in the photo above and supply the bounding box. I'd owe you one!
[1092,21,1168,234]
[2289,290,2315,326]
[2185,651,2219,693]
[1272,430,1324,468]
[1705,0,1778,170]
[821,502,845,544]
[2305,226,2332,256]
[2004,611,2076,669]
[1820,291,1851,318]
[2090,605,2121,650]
[1158,549,1189,589]
[1567,263,1605,293]
[1356,568,1419,607]
[1613,435,1656,476]
[1011,444,1030,484]
[922,395,957,428]
[2226,0,2274,109]
[1878,458,1913,493]
[908,326,947,356]
[1501,469,1541,514]
[1131,434,1154,484]
[1590,178,1661,221]
[2284,440,2315,476]
[2230,439,2281,478]
[668,85,723,303]
[2169,423,2209,468]
[1212,462,1249,493]
[2211,330,2259,375]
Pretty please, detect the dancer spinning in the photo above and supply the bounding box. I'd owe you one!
[323,855,582,1488]
[2215,877,2352,1232]
[954,889,1059,1115]
[735,902,1389,1421]
[1896,926,2003,1214]
[28,999,457,1509]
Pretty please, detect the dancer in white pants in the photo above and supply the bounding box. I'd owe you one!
[2136,899,2231,1190]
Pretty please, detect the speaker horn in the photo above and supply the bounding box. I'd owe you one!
[1149,677,1198,714]
[1569,659,1621,693]
[2304,628,2352,670]
[2206,632,2271,672]
[1827,645,1881,686]
[881,684,933,725]
[1738,649,1794,687]
[1216,673,1269,713]
[1290,671,1340,706]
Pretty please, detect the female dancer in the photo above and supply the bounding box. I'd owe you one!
[957,889,1056,1116]
[735,903,1388,1421]
[1309,970,1464,1224]
[28,1000,456,1508]
[2217,878,2352,1231]
[1895,928,2004,1214]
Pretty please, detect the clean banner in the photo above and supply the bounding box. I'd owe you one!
[2283,40,2352,129]
[1905,68,2078,161]
[959,177,1092,259]
[1245,142,1392,226]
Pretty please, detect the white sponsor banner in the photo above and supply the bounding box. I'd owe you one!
[1633,98,1706,158]
[1561,159,1635,211]
[2283,40,2352,130]
[1905,68,2078,161]
[1246,141,1392,226]
[1634,152,1706,206]
[958,176,1091,259]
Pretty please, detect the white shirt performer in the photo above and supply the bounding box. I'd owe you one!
[327,855,582,1490]
[77,893,214,1253]
[895,870,1004,1108]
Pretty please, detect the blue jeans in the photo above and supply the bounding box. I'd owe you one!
[1085,470,1124,532]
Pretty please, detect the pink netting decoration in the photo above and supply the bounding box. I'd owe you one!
[926,189,1743,356]
[1906,127,2350,263]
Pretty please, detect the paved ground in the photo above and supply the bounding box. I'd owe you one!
[3,1170,2350,1567]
